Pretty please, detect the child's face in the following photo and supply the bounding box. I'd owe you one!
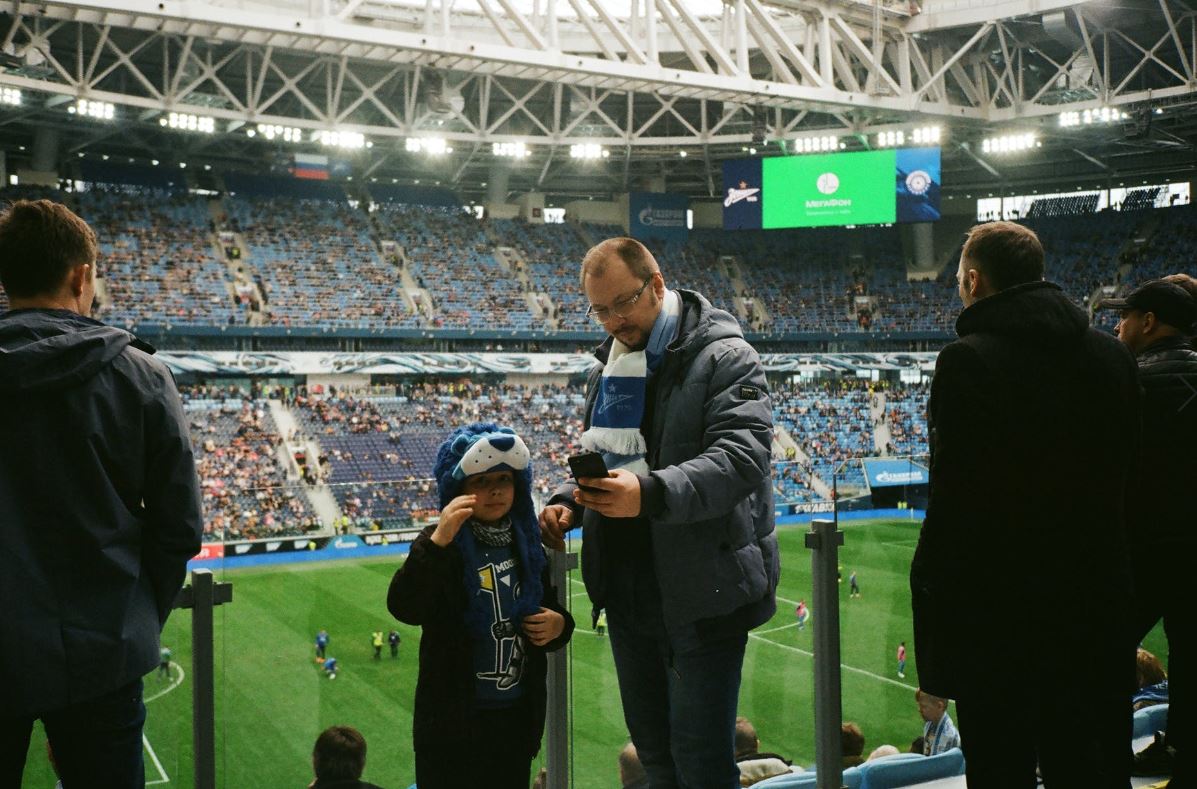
[463,470,515,523]
[917,694,945,723]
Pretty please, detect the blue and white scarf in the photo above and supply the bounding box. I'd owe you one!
[581,290,681,475]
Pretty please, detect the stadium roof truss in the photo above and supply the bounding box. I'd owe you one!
[0,0,1194,192]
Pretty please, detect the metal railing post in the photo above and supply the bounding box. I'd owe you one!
[805,518,846,789]
[545,548,578,789]
[173,569,234,789]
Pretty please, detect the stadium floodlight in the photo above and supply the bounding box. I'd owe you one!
[981,132,1037,154]
[912,126,941,144]
[162,112,215,133]
[570,143,608,159]
[876,130,906,148]
[1,87,21,106]
[491,141,530,158]
[69,99,115,120]
[1060,107,1129,127]
[322,130,370,149]
[405,136,450,155]
[795,135,839,154]
[257,123,304,143]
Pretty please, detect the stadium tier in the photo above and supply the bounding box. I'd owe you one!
[4,184,1193,340]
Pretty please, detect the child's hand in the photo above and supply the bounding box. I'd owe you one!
[430,495,476,547]
[522,607,565,646]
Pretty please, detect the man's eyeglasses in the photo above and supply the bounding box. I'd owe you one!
[585,277,652,324]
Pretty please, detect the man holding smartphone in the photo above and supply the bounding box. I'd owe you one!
[540,237,778,789]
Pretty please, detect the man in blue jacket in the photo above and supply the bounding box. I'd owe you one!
[0,200,203,787]
[540,236,779,789]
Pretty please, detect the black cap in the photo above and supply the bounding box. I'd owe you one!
[1097,279,1197,330]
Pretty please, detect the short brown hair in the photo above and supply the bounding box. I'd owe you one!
[580,236,660,286]
[1136,648,1167,689]
[312,726,367,781]
[841,722,865,757]
[0,200,98,298]
[734,716,759,757]
[961,221,1044,293]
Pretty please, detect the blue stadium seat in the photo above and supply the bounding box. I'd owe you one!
[1133,703,1169,739]
[755,766,863,788]
[856,747,965,789]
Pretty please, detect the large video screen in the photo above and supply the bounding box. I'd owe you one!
[723,147,941,229]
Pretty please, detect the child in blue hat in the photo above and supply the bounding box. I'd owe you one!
[387,423,574,789]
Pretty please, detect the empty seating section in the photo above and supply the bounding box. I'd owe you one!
[488,219,592,330]
[226,196,417,329]
[73,189,234,327]
[1024,211,1142,309]
[1026,193,1101,218]
[373,204,534,329]
[884,387,928,457]
[185,394,317,539]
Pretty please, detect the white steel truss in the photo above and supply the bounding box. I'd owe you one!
[0,0,1194,150]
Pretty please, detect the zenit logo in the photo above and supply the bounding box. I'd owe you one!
[816,172,840,195]
[724,180,760,207]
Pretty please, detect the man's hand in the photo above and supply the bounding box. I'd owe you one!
[573,467,641,518]
[430,495,475,547]
[538,503,574,550]
[523,607,565,646]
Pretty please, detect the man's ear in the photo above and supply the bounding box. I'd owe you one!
[1141,311,1157,335]
[68,263,90,297]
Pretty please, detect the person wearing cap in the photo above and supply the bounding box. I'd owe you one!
[1101,278,1197,784]
[387,422,574,789]
[911,221,1141,789]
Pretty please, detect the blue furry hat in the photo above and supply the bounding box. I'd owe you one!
[434,422,545,636]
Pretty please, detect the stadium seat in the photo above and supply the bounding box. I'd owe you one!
[1133,703,1169,740]
[855,747,965,789]
[755,766,862,788]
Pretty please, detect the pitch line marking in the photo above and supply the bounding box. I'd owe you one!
[143,735,170,785]
[142,661,184,785]
[568,577,915,691]
[145,662,185,703]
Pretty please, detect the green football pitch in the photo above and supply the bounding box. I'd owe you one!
[21,518,1168,788]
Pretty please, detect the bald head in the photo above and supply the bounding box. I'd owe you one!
[580,236,661,286]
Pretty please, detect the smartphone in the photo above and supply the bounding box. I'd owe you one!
[567,452,610,491]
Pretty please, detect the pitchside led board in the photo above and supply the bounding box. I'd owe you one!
[722,147,942,230]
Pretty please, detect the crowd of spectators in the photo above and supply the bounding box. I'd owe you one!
[183,386,320,539]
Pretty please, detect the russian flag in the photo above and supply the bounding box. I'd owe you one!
[291,152,329,180]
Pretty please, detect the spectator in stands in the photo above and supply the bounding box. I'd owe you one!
[387,423,574,789]
[539,237,778,789]
[734,716,795,785]
[0,200,203,787]
[308,725,383,789]
[1134,648,1170,712]
[911,220,1140,788]
[915,690,960,756]
[620,742,649,789]
[842,722,866,768]
[1100,278,1197,784]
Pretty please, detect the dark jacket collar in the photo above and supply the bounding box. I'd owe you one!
[1138,334,1196,360]
[955,281,1088,344]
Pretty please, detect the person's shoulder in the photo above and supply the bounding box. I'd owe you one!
[110,340,177,395]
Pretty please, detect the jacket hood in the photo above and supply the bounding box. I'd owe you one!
[955,281,1089,344]
[593,288,743,364]
[0,308,150,394]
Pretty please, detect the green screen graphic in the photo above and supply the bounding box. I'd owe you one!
[762,150,897,228]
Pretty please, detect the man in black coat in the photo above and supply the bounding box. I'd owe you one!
[911,221,1141,789]
[0,200,203,786]
[1102,278,1197,784]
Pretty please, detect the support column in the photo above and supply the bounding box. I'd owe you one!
[32,127,60,174]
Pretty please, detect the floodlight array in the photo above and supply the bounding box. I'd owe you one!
[405,137,450,154]
[163,112,215,133]
[70,99,115,120]
[570,143,608,159]
[981,133,1037,154]
[1,88,21,106]
[492,141,530,158]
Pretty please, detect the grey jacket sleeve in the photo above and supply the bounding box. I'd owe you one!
[649,339,773,525]
[141,364,204,626]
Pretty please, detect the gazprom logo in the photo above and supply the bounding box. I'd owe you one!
[905,170,932,196]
